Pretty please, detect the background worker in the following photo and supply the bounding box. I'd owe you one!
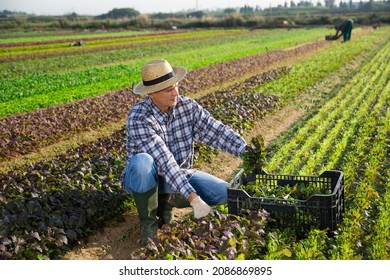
[121,59,255,246]
[335,19,354,42]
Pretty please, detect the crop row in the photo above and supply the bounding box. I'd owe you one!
[262,40,389,260]
[0,30,183,47]
[329,76,389,260]
[368,176,390,259]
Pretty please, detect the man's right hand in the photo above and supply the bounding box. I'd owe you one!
[190,196,212,219]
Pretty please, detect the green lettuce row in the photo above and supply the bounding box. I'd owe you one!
[0,30,242,77]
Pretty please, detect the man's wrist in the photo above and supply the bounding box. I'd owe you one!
[188,192,198,203]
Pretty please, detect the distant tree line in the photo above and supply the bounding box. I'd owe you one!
[0,9,27,16]
[0,1,389,30]
[2,1,390,19]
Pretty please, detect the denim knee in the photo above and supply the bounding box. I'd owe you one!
[208,182,228,205]
[189,171,228,205]
[123,153,158,194]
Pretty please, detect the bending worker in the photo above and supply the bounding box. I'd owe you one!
[335,19,354,42]
[121,59,255,245]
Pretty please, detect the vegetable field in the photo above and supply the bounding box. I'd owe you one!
[0,26,389,260]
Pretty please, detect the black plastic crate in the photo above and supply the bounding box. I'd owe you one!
[227,169,344,232]
[325,35,338,40]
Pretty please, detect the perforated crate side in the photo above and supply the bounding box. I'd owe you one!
[227,169,344,231]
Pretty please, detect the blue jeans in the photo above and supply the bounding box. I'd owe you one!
[123,153,228,205]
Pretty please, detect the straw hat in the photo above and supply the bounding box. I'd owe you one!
[133,59,187,95]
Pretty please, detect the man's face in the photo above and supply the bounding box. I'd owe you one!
[149,83,179,113]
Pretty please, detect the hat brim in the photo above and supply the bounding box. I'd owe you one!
[133,66,187,95]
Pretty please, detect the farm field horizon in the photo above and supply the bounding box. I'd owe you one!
[0,25,389,260]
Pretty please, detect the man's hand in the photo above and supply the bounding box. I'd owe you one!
[244,144,259,153]
[190,196,212,219]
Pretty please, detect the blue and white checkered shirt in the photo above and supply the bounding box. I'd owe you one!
[123,95,246,199]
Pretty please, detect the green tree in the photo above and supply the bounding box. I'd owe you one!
[240,5,254,14]
[340,1,348,8]
[66,12,77,21]
[223,8,237,14]
[96,8,140,19]
[188,11,204,19]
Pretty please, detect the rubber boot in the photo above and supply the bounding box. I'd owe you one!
[132,187,159,246]
[157,194,175,227]
[157,194,190,227]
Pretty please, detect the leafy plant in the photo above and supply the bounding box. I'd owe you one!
[245,181,331,201]
[242,134,267,175]
[131,209,272,260]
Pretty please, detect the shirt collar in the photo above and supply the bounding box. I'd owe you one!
[146,96,176,123]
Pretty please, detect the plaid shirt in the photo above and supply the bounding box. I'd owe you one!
[122,95,246,199]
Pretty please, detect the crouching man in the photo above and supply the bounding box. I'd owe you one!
[121,59,253,245]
